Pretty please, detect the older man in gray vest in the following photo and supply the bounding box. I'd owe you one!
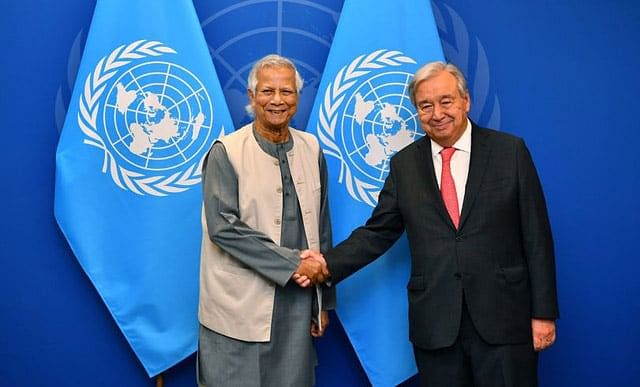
[197,54,332,386]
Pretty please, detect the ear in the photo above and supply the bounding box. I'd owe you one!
[463,92,471,113]
[247,88,256,106]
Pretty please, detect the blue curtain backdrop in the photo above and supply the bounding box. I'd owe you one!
[1,1,639,386]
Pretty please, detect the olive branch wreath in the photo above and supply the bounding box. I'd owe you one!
[316,49,416,207]
[77,39,204,197]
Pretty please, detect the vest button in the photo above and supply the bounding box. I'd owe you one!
[276,187,283,193]
[274,218,281,225]
[273,160,279,166]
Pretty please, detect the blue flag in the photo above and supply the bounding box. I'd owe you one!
[54,0,232,376]
[306,1,444,385]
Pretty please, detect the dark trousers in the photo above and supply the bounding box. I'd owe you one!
[413,299,538,387]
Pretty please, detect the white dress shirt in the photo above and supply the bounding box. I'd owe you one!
[430,119,472,214]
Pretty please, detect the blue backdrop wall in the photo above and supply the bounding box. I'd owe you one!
[1,1,639,386]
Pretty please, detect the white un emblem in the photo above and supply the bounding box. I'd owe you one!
[317,50,421,206]
[77,40,218,196]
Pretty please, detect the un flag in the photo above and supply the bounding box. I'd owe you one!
[54,0,232,376]
[306,0,444,385]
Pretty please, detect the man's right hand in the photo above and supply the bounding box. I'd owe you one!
[292,250,329,287]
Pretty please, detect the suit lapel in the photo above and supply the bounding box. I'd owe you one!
[459,125,492,230]
[415,137,457,229]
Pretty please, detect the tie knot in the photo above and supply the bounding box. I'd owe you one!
[441,147,456,162]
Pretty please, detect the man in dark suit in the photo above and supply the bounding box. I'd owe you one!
[318,62,559,386]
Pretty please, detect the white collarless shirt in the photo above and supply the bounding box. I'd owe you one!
[430,119,472,214]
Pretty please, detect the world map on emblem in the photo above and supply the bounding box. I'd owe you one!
[103,61,213,172]
[342,71,423,182]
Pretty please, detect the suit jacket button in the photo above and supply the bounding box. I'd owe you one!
[454,273,462,280]
[455,236,463,241]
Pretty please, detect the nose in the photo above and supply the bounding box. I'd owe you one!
[271,91,283,104]
[432,103,444,119]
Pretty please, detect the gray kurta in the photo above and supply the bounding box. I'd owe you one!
[198,128,333,387]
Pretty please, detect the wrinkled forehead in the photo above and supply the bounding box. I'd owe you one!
[256,64,295,79]
[416,77,460,99]
[255,69,296,92]
[416,75,461,100]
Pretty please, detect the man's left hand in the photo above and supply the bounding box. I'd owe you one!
[311,311,330,337]
[532,318,556,351]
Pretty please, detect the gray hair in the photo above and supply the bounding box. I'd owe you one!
[245,54,304,116]
[408,61,469,107]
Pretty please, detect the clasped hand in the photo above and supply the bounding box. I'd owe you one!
[291,249,329,287]
[532,318,556,352]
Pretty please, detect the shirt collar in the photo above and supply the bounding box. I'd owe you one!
[430,119,472,158]
[252,124,294,156]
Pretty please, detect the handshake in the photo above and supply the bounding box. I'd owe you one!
[292,249,330,287]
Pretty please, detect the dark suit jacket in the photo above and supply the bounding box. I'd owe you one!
[325,123,559,350]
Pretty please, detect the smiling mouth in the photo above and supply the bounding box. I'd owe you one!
[432,120,452,129]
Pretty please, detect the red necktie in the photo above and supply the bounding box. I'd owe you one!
[440,147,460,229]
